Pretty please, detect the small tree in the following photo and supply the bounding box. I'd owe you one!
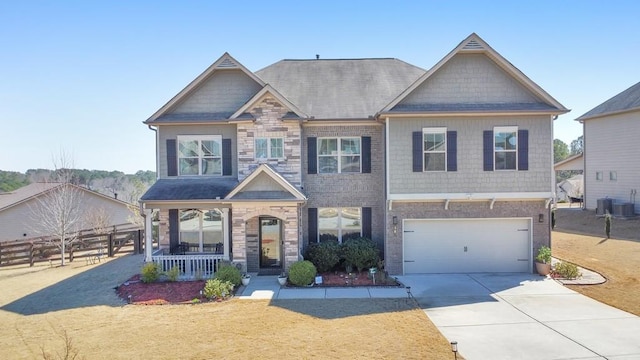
[604,211,612,239]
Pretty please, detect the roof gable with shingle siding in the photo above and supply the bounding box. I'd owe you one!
[577,81,640,121]
[255,59,425,119]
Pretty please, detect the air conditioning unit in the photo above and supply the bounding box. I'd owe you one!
[596,198,613,216]
[613,203,635,217]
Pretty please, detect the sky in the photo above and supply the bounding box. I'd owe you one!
[1,1,638,174]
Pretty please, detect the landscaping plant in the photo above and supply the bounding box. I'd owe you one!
[605,210,612,238]
[535,245,552,264]
[288,260,317,286]
[304,241,341,272]
[554,261,581,279]
[166,266,180,282]
[203,278,234,300]
[341,237,380,272]
[214,264,242,287]
[141,263,161,283]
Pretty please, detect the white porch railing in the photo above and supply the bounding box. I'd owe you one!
[151,249,226,280]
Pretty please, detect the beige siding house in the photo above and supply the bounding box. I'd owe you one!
[577,81,640,215]
[140,33,568,275]
[0,183,135,242]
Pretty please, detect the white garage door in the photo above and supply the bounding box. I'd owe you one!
[403,218,531,274]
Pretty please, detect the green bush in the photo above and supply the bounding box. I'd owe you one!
[166,266,180,282]
[288,260,317,286]
[535,246,552,264]
[203,279,234,300]
[141,263,161,283]
[214,264,242,287]
[554,261,581,279]
[341,237,380,272]
[304,241,341,272]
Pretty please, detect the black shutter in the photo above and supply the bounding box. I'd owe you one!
[446,131,457,172]
[518,129,529,171]
[166,139,177,176]
[308,208,318,243]
[222,139,232,176]
[412,131,423,172]
[361,136,371,173]
[169,209,179,253]
[307,137,317,174]
[483,130,494,171]
[362,207,372,239]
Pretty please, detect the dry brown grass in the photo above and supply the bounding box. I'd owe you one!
[553,209,640,316]
[0,261,454,359]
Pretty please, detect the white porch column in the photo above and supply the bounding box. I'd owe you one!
[222,208,230,260]
[144,208,153,262]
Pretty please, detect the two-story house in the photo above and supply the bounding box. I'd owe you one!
[140,33,568,276]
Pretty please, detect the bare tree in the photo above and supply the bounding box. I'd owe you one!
[29,153,85,266]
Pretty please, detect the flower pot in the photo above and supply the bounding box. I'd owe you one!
[241,276,251,286]
[536,262,551,276]
[277,276,287,286]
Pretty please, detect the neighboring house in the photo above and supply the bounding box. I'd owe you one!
[0,182,136,242]
[554,153,583,202]
[576,81,640,215]
[140,33,568,275]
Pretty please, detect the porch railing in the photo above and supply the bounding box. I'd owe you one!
[151,249,226,280]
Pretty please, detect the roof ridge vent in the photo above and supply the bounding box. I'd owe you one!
[462,39,484,50]
[217,58,238,68]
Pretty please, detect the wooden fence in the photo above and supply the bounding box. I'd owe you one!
[0,224,145,267]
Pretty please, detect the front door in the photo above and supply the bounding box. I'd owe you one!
[259,217,282,269]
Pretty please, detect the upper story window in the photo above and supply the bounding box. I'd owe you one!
[318,207,361,243]
[596,171,603,181]
[255,138,284,160]
[609,171,617,181]
[423,128,447,171]
[178,135,222,176]
[494,126,518,170]
[318,137,361,173]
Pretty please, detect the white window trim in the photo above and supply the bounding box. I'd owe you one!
[422,127,447,172]
[177,135,223,176]
[317,207,362,243]
[493,126,518,171]
[317,137,362,174]
[255,137,284,160]
[179,209,224,253]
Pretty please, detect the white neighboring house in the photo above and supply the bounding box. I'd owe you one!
[576,81,640,214]
[0,182,136,242]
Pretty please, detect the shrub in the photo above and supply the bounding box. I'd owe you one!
[288,260,317,286]
[141,263,161,283]
[214,264,242,287]
[605,211,612,238]
[535,246,552,264]
[203,278,234,300]
[166,266,180,282]
[304,241,341,272]
[341,237,380,272]
[554,261,581,279]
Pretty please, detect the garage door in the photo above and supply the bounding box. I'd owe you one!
[403,218,531,274]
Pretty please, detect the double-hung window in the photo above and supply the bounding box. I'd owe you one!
[494,126,518,170]
[318,137,361,173]
[255,138,284,159]
[318,207,361,243]
[179,209,224,253]
[178,135,222,175]
[423,128,447,171]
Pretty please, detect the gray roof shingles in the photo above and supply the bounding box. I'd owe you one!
[141,178,239,201]
[391,103,558,112]
[577,81,640,120]
[256,58,426,119]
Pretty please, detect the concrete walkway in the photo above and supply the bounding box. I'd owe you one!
[237,273,409,300]
[398,273,640,360]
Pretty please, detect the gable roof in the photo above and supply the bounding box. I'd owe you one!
[576,81,640,121]
[0,182,130,212]
[554,153,583,171]
[255,58,425,119]
[145,53,265,123]
[225,164,306,201]
[381,33,569,115]
[230,84,308,120]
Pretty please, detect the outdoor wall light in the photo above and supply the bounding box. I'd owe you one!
[392,216,398,234]
[538,214,544,223]
[450,341,458,359]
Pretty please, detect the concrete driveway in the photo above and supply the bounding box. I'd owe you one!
[397,274,640,360]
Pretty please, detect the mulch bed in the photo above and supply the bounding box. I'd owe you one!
[295,271,401,287]
[116,274,206,305]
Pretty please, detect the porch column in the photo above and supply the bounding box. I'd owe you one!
[144,208,153,262]
[222,208,230,260]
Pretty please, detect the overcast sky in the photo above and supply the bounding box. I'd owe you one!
[1,1,638,173]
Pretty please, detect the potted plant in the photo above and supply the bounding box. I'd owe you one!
[535,245,552,276]
[277,272,287,286]
[241,273,251,286]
